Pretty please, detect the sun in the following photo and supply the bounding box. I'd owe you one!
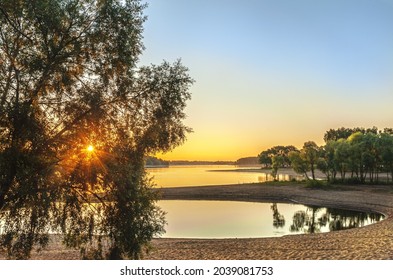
[87,145,94,152]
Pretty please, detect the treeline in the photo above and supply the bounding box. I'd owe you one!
[145,156,169,166]
[258,127,393,184]
[235,157,260,165]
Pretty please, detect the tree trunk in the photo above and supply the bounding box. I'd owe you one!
[311,165,315,180]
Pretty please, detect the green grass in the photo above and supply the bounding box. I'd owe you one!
[258,179,305,186]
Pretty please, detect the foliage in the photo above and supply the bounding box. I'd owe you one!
[288,150,310,180]
[323,127,379,142]
[286,141,320,180]
[258,145,298,167]
[301,141,319,180]
[258,145,298,178]
[271,155,284,180]
[321,131,393,184]
[287,127,393,184]
[0,0,193,259]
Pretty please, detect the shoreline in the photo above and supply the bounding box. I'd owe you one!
[151,183,393,260]
[1,183,393,259]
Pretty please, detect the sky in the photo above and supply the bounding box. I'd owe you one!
[139,0,393,161]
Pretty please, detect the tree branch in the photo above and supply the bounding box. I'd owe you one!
[0,7,34,44]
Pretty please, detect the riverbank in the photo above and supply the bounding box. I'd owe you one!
[1,183,393,259]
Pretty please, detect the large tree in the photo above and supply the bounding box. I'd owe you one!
[0,0,193,259]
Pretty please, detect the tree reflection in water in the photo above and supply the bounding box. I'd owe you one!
[289,206,383,233]
[271,203,285,228]
[328,209,383,231]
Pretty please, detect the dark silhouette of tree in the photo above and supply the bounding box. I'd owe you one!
[0,0,193,259]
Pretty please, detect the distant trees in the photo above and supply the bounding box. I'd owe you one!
[235,156,259,165]
[145,156,169,166]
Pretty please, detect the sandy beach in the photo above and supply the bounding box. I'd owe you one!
[1,183,393,260]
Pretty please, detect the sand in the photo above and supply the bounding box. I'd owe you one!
[1,183,393,259]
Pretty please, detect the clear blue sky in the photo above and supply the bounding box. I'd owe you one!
[139,0,393,160]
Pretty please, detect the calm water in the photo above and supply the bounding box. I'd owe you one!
[158,200,383,238]
[148,165,301,188]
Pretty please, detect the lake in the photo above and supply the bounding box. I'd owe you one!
[148,165,302,187]
[148,165,381,238]
[158,200,384,238]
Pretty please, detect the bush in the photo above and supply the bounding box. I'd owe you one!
[305,180,329,188]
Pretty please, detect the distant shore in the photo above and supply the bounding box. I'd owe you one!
[1,183,393,259]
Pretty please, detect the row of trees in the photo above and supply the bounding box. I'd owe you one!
[259,127,393,183]
[319,131,393,183]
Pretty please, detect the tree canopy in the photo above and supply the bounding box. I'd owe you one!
[0,0,193,259]
[259,127,393,184]
[323,126,379,142]
[258,145,298,167]
[287,141,321,181]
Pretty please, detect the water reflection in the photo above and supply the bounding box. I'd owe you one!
[158,200,383,238]
[2,201,383,239]
[271,203,285,228]
[258,173,302,183]
[148,165,303,188]
[289,206,384,234]
[289,207,326,233]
